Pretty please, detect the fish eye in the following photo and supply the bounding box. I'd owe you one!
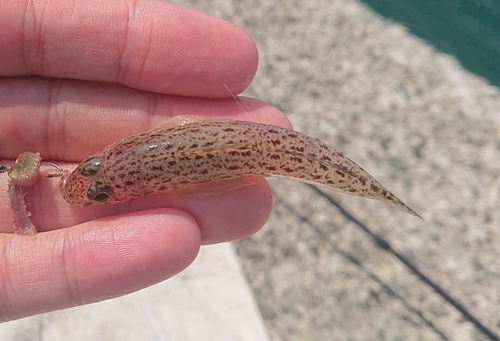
[87,181,115,203]
[78,156,102,177]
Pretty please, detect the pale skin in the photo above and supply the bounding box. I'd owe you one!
[0,0,291,322]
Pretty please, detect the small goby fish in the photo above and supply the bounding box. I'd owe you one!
[59,115,420,217]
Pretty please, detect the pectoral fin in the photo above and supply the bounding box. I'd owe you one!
[156,115,211,129]
[169,177,255,198]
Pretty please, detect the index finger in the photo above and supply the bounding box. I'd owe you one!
[0,0,258,97]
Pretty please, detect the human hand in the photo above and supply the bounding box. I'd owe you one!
[0,0,290,322]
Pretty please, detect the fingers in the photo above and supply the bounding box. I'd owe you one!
[0,177,273,321]
[0,209,201,322]
[0,78,291,160]
[0,0,280,322]
[0,0,258,97]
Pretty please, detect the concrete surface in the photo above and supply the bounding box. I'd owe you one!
[0,244,270,341]
[3,0,500,340]
[171,0,500,340]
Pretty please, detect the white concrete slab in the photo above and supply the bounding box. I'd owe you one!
[0,243,270,341]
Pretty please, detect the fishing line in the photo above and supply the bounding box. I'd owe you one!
[307,184,499,341]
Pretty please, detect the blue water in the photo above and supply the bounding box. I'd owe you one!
[361,0,500,88]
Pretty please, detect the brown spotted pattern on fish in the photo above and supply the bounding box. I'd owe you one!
[59,116,420,217]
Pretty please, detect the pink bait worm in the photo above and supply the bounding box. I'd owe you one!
[1,152,63,236]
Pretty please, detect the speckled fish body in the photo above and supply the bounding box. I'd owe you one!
[59,116,419,217]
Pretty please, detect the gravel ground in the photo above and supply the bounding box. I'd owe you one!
[172,1,500,340]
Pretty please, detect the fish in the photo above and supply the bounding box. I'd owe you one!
[59,115,420,218]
